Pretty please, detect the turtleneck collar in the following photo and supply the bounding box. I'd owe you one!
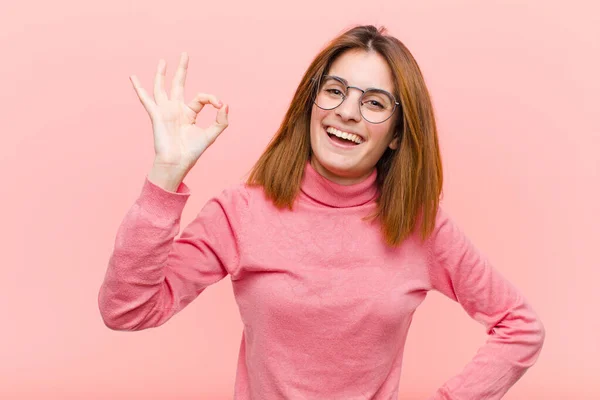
[299,160,379,208]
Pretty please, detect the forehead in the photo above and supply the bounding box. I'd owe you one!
[327,50,394,92]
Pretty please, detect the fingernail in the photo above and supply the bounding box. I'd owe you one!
[225,105,229,114]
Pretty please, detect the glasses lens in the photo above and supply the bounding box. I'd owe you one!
[313,76,398,124]
[315,76,345,110]
[360,89,395,123]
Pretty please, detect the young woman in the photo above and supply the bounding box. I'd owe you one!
[98,25,545,399]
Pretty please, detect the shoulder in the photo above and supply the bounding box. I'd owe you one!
[426,205,470,252]
[209,181,276,214]
[427,204,451,238]
[217,182,272,206]
[215,182,250,203]
[202,182,252,217]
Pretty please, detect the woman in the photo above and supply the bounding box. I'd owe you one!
[98,25,545,399]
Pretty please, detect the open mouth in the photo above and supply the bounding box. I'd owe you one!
[324,126,365,147]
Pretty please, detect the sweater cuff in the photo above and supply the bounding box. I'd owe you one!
[136,176,191,219]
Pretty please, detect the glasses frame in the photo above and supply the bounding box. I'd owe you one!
[312,74,401,124]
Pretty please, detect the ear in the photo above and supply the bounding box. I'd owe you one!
[388,135,400,150]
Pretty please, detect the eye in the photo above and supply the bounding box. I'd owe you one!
[365,100,384,109]
[325,88,344,97]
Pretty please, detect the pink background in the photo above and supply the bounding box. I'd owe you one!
[1,0,597,398]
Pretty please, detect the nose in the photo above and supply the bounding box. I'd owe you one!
[334,87,363,122]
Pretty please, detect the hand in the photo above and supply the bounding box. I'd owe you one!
[129,52,229,171]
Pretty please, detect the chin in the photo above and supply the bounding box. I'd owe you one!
[310,151,368,183]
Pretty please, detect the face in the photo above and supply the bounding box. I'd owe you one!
[309,49,400,185]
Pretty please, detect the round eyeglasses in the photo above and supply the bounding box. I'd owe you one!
[313,75,400,124]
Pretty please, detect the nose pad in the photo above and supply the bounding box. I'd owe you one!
[335,91,363,121]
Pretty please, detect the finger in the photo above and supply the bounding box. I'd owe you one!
[130,75,156,115]
[154,59,168,104]
[187,93,222,114]
[170,52,189,101]
[204,103,229,142]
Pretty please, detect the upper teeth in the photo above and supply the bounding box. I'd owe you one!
[326,127,364,144]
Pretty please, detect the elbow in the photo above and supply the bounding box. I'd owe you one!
[98,304,130,331]
[535,317,546,350]
[519,301,546,356]
[97,282,173,331]
[97,292,159,332]
[101,314,126,331]
[97,290,138,331]
[524,316,546,367]
[98,288,123,330]
[98,308,150,331]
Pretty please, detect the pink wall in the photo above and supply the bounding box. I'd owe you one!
[1,0,597,398]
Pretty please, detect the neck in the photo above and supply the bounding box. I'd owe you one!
[299,159,379,208]
[309,158,374,186]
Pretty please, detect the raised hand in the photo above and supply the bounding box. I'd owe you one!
[130,52,229,173]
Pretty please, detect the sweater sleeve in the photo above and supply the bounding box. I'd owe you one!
[98,177,247,331]
[426,207,545,400]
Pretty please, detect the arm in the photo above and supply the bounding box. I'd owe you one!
[426,207,545,399]
[97,177,247,331]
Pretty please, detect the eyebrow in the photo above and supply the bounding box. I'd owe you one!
[327,74,391,94]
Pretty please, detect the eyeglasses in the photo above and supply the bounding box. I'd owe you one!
[313,75,400,124]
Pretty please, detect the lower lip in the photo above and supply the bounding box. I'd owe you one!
[324,127,363,149]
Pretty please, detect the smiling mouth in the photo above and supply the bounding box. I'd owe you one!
[324,125,365,145]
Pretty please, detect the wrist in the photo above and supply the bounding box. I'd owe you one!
[148,162,189,192]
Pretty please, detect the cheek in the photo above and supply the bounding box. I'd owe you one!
[367,125,391,143]
[310,105,327,126]
[376,121,397,142]
[310,106,328,137]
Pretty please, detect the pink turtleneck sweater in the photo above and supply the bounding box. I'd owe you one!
[98,161,545,399]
